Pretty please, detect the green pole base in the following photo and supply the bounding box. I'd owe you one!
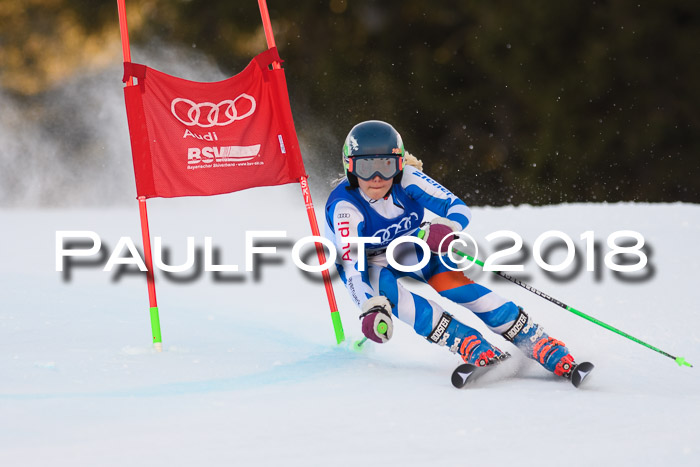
[150,306,162,351]
[331,310,345,344]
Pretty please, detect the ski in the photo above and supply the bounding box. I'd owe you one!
[450,353,511,389]
[451,357,595,389]
[451,363,492,388]
[569,361,595,388]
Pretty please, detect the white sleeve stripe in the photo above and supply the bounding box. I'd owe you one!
[448,203,472,223]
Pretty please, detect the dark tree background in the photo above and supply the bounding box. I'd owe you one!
[2,0,698,205]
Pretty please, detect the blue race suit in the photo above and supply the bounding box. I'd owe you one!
[324,166,574,373]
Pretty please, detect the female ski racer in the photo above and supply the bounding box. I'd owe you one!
[325,120,579,377]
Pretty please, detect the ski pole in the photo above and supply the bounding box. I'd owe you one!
[418,230,692,368]
[353,337,368,350]
[353,320,389,350]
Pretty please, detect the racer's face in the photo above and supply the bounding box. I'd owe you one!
[358,175,392,200]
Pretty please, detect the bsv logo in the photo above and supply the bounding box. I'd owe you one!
[171,94,256,127]
[188,145,261,165]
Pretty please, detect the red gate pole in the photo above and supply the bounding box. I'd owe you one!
[117,0,163,351]
[257,0,345,344]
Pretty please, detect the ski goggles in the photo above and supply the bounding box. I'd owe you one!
[348,155,403,181]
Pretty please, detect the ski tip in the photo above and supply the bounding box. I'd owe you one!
[451,363,478,389]
[675,356,693,368]
[571,361,595,388]
[451,354,512,389]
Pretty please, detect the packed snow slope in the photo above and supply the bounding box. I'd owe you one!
[1,190,699,467]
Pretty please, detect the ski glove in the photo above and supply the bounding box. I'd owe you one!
[422,217,462,254]
[359,296,394,344]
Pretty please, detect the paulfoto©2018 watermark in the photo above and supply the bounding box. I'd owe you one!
[55,229,653,284]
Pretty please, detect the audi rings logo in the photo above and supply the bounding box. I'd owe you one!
[170,94,256,127]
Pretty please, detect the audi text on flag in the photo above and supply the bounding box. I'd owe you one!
[122,48,306,198]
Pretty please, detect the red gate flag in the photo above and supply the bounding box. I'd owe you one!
[122,47,306,198]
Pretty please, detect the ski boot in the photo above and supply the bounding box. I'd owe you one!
[428,312,509,367]
[501,307,577,378]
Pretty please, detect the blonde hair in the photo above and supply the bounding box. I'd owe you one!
[403,151,423,171]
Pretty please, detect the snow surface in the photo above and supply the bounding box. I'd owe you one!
[1,191,699,466]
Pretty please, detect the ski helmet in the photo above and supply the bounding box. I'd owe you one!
[342,120,405,187]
